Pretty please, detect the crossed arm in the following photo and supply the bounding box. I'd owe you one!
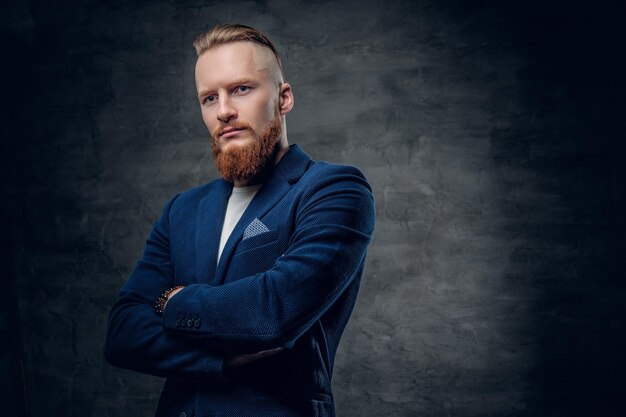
[104,169,375,381]
[161,288,280,368]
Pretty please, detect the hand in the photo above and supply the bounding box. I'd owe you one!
[226,347,284,368]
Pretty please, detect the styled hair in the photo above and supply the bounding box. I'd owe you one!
[193,24,283,75]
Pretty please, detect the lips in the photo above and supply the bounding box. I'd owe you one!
[220,127,246,139]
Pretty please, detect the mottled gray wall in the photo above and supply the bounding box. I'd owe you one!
[2,0,625,416]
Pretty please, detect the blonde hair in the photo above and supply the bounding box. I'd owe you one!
[193,24,283,76]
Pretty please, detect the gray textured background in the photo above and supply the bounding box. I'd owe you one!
[2,0,625,416]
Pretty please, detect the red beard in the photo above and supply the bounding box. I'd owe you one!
[211,113,282,183]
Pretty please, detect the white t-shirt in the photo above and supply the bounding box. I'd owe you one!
[217,184,262,262]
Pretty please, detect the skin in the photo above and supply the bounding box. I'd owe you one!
[164,40,295,366]
[195,41,294,187]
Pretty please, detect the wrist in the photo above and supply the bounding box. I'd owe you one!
[154,286,184,315]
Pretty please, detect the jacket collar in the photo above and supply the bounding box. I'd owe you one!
[274,143,312,185]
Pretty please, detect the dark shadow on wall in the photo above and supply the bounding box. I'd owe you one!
[1,28,36,417]
[1,1,116,414]
[486,2,626,416]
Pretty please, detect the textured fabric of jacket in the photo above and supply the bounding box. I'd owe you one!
[105,144,376,416]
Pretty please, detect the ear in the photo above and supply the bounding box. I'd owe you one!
[278,83,294,115]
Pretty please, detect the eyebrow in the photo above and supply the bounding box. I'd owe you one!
[197,89,212,99]
[197,78,258,99]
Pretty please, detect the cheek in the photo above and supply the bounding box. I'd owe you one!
[201,108,214,129]
[247,92,277,120]
[259,97,277,122]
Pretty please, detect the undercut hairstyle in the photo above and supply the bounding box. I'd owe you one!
[193,24,283,76]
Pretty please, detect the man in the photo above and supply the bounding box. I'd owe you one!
[105,24,375,417]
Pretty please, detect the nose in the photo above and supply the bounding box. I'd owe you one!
[217,95,237,123]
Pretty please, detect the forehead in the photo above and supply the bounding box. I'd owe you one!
[195,41,278,89]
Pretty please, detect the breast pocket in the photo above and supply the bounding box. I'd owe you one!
[236,228,280,254]
[227,229,283,281]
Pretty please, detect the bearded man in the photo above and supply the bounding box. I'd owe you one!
[105,24,375,417]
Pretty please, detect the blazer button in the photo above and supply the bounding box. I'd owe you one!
[179,412,187,417]
[194,319,201,328]
[175,318,181,328]
[186,319,193,328]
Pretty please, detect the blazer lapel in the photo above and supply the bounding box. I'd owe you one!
[195,180,232,284]
[214,172,291,284]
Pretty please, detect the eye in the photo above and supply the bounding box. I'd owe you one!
[202,95,217,105]
[236,85,250,94]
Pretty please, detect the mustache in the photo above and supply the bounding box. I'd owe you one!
[211,121,253,141]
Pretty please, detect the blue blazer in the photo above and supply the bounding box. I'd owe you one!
[105,144,376,417]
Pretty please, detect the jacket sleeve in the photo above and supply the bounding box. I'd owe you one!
[161,167,376,353]
[104,194,228,381]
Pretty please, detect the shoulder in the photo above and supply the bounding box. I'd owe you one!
[162,178,227,216]
[292,159,376,235]
[275,144,371,192]
[293,160,376,227]
[299,159,373,194]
